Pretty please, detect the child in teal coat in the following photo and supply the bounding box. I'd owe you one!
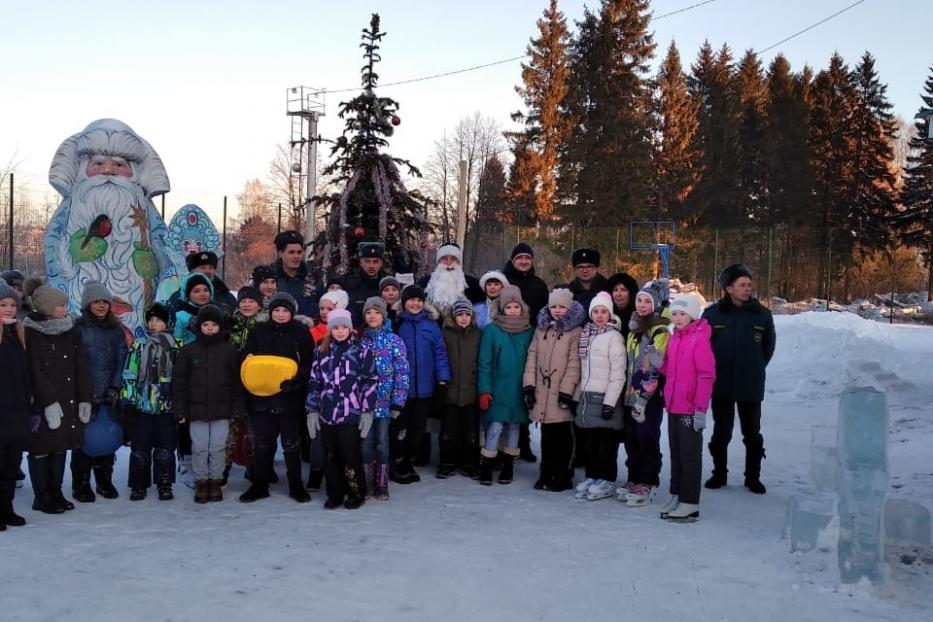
[477,285,533,485]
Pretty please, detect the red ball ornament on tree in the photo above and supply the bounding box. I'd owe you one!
[391,115,401,126]
[353,226,366,238]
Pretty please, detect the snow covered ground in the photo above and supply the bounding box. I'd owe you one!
[2,312,931,622]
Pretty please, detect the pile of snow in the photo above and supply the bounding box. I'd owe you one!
[2,313,931,621]
[774,291,933,325]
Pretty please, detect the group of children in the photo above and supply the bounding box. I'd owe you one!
[0,260,716,529]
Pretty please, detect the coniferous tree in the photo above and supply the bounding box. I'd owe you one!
[560,0,656,227]
[847,52,899,256]
[735,50,768,220]
[507,0,571,224]
[651,40,699,223]
[505,137,539,226]
[760,55,813,226]
[312,14,431,275]
[687,43,743,226]
[896,66,933,300]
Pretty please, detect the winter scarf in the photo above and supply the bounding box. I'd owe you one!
[579,320,616,360]
[23,315,74,336]
[536,301,586,335]
[138,330,177,385]
[493,312,530,334]
[230,311,258,349]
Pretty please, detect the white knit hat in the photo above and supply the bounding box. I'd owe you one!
[479,269,509,290]
[588,291,613,316]
[320,288,349,310]
[670,294,702,320]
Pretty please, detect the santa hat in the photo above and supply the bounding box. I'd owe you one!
[436,242,462,264]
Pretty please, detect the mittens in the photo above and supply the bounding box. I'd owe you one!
[522,386,536,410]
[692,411,706,432]
[78,402,92,424]
[601,404,615,421]
[44,402,63,429]
[478,393,493,411]
[359,412,374,438]
[306,411,320,439]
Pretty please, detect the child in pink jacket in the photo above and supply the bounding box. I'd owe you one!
[659,294,715,523]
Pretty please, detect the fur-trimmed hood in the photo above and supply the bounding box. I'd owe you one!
[392,300,441,321]
[536,300,586,333]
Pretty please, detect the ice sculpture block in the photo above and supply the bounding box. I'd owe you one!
[836,386,888,584]
[885,499,932,547]
[786,494,838,552]
[810,424,838,492]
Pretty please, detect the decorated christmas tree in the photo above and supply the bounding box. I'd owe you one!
[312,13,432,276]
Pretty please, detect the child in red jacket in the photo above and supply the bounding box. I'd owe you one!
[659,294,715,522]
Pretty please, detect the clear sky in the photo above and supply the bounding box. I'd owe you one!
[2,0,930,226]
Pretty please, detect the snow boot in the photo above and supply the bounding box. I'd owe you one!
[208,479,223,502]
[374,464,389,500]
[0,503,26,527]
[94,463,119,499]
[479,457,494,486]
[534,463,552,490]
[498,455,514,485]
[344,494,364,510]
[744,440,766,494]
[49,452,74,511]
[157,485,174,501]
[389,459,413,485]
[28,455,64,515]
[130,488,147,501]
[667,502,700,523]
[574,477,595,500]
[705,442,727,489]
[625,484,656,507]
[363,463,375,498]
[545,472,574,492]
[659,495,679,519]
[306,468,323,491]
[436,464,456,480]
[71,470,96,504]
[194,480,209,504]
[324,496,343,509]
[239,482,270,503]
[221,464,231,487]
[586,479,615,501]
[288,479,311,503]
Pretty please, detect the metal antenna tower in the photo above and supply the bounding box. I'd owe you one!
[286,86,326,254]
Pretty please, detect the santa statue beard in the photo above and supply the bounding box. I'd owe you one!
[54,174,152,328]
[425,264,467,312]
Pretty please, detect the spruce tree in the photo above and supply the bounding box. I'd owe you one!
[311,14,431,275]
[686,42,743,227]
[847,52,899,255]
[735,50,768,221]
[508,0,571,224]
[896,66,933,300]
[560,0,656,227]
[651,40,699,223]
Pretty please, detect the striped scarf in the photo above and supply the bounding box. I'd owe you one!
[578,321,614,360]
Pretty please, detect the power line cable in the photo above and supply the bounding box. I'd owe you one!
[756,0,869,54]
[322,0,718,94]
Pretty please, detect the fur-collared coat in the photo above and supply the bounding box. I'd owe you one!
[522,302,586,424]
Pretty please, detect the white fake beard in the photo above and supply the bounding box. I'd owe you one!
[425,264,466,312]
[56,174,151,328]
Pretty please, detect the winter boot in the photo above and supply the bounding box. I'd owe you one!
[705,442,728,489]
[743,439,766,494]
[498,455,514,485]
[363,463,375,498]
[374,463,389,500]
[390,459,414,485]
[94,463,119,499]
[28,455,65,515]
[324,496,343,509]
[194,480,209,504]
[157,485,174,501]
[436,464,456,480]
[71,469,96,504]
[479,457,494,486]
[239,482,270,503]
[221,464,231,487]
[344,494,364,510]
[49,452,74,511]
[534,463,552,490]
[545,471,574,492]
[0,502,26,527]
[667,502,700,523]
[305,468,323,491]
[129,488,147,501]
[288,479,311,503]
[208,479,223,502]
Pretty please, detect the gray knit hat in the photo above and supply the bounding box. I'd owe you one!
[548,288,573,309]
[499,285,524,310]
[80,280,112,310]
[378,276,401,294]
[452,297,474,317]
[637,279,669,312]
[0,279,16,302]
[32,285,68,317]
[363,296,387,317]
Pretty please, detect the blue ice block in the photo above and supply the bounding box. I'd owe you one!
[837,386,888,471]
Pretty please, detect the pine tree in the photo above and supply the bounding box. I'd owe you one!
[560,0,656,227]
[735,50,767,221]
[809,53,858,298]
[759,54,813,226]
[312,14,431,275]
[896,66,933,300]
[847,52,899,255]
[686,43,743,227]
[651,40,699,223]
[507,0,571,224]
[505,137,539,226]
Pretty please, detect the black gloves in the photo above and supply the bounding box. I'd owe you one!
[558,392,575,410]
[601,404,615,421]
[279,378,302,393]
[522,387,536,410]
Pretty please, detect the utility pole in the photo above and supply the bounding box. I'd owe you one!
[286,87,325,261]
[8,173,13,270]
[456,160,467,250]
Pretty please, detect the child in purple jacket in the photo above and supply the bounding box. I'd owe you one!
[306,309,378,510]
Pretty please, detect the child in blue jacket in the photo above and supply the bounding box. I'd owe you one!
[390,285,450,484]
